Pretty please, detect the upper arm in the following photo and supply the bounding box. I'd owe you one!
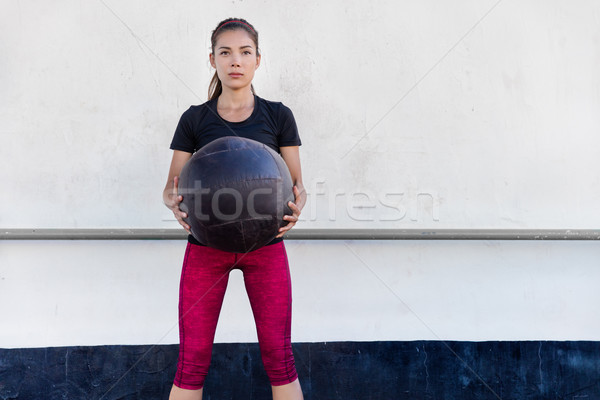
[279,146,303,187]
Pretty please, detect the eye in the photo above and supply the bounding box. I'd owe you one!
[244,50,252,55]
[220,51,229,55]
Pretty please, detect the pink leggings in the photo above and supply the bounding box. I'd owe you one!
[173,241,298,390]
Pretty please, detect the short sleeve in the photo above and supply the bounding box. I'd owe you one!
[277,104,302,147]
[169,108,196,153]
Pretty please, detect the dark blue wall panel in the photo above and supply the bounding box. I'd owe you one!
[1,341,599,399]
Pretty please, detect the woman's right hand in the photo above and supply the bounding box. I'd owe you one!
[165,175,191,234]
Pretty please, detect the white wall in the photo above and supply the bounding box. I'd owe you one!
[1,239,599,348]
[1,1,599,349]
[1,0,599,229]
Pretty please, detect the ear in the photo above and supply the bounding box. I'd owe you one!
[209,53,216,68]
[255,53,261,69]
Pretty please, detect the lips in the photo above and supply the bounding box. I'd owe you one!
[229,73,243,77]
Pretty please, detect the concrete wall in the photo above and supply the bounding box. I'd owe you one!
[2,239,599,348]
[2,0,599,230]
[1,0,599,398]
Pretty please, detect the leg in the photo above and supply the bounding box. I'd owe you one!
[272,379,303,400]
[171,243,235,397]
[169,386,202,400]
[240,242,304,400]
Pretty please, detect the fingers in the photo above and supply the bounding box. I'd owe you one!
[277,205,300,237]
[290,185,306,210]
[173,176,186,202]
[276,220,295,238]
[292,184,306,198]
[277,187,304,238]
[176,210,188,223]
[288,200,300,214]
[168,176,191,234]
[174,207,188,224]
[172,176,190,232]
[175,211,191,233]
[284,211,299,222]
[275,225,290,238]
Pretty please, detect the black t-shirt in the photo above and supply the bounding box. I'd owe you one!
[170,94,302,247]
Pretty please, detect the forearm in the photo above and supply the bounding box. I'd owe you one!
[163,150,193,209]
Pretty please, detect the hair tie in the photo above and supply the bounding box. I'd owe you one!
[217,19,256,34]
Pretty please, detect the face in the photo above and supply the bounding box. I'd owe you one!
[210,29,261,92]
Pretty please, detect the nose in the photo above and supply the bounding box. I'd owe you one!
[230,54,241,67]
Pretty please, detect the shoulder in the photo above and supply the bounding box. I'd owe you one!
[180,99,215,120]
[257,96,294,118]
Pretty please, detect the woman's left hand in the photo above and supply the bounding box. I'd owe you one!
[275,185,305,238]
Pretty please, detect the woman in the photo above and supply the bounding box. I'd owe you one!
[162,18,306,400]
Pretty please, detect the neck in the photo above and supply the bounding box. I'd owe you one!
[218,87,254,109]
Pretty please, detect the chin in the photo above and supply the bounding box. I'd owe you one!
[227,82,252,91]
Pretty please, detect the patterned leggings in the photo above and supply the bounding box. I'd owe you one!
[173,241,298,390]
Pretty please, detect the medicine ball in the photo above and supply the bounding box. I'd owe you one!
[178,136,295,253]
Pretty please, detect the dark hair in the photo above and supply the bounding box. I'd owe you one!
[208,18,260,101]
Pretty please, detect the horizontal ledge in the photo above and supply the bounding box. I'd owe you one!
[1,229,599,240]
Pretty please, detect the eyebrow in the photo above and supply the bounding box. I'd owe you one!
[217,45,253,50]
